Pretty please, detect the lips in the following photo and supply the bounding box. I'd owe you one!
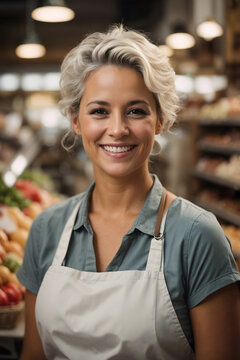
[100,145,136,153]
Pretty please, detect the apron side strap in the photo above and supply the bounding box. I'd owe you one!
[154,187,167,238]
[52,200,82,266]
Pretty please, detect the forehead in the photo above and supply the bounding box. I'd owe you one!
[82,65,155,102]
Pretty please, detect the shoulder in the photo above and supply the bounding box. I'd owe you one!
[169,197,230,254]
[165,196,217,242]
[166,196,236,269]
[166,197,240,307]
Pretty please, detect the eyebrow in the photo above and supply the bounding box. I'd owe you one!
[86,99,150,107]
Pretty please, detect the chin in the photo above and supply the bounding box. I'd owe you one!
[95,163,148,179]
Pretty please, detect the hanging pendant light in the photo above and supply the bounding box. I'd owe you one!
[15,39,46,59]
[32,0,75,23]
[16,2,46,59]
[196,17,223,41]
[166,23,195,50]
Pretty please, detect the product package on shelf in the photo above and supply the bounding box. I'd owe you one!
[198,96,240,121]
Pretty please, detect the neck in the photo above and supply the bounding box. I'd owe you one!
[90,170,154,216]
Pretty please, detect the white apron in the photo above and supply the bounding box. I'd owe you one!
[35,189,194,360]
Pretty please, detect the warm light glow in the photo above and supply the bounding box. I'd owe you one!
[158,45,174,57]
[166,33,195,49]
[175,75,194,93]
[2,171,16,187]
[21,74,43,91]
[43,73,60,90]
[32,6,75,22]
[196,19,223,41]
[11,154,27,176]
[0,74,20,91]
[15,43,46,59]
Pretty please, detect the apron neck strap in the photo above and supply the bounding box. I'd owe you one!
[154,187,167,238]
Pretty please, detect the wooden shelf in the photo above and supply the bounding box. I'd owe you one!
[198,118,240,127]
[193,198,240,227]
[191,169,240,191]
[191,111,240,233]
[198,141,240,155]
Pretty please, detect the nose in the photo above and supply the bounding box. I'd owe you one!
[107,112,129,138]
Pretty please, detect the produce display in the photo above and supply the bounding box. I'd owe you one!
[0,177,30,210]
[0,172,62,328]
[0,228,24,310]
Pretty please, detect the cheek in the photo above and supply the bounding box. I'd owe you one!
[133,122,156,143]
[79,117,104,140]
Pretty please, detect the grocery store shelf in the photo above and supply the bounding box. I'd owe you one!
[198,141,240,155]
[198,118,240,127]
[193,198,240,227]
[191,169,240,191]
[1,133,41,187]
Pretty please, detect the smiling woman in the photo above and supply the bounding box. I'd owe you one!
[17,25,240,360]
[71,65,160,179]
[59,25,179,151]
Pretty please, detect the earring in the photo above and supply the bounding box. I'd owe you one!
[74,127,81,135]
[151,140,161,156]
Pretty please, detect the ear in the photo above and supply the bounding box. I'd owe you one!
[71,112,81,136]
[155,118,163,135]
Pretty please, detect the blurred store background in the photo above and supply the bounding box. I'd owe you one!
[0,0,240,357]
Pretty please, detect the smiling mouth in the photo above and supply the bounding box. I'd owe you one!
[100,145,136,153]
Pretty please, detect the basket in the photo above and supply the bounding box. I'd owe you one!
[0,301,24,329]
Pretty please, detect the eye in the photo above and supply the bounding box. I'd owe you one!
[89,108,109,117]
[128,108,148,116]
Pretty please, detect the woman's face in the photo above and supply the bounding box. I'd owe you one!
[72,65,161,179]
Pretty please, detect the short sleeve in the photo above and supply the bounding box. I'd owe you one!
[16,214,42,294]
[187,212,240,309]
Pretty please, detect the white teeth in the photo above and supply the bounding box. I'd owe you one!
[102,145,133,153]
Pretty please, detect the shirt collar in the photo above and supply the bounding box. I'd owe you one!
[129,174,163,236]
[73,174,163,237]
[73,182,95,231]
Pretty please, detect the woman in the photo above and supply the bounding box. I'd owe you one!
[17,25,240,360]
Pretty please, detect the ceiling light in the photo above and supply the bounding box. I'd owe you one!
[158,45,174,57]
[166,24,195,50]
[16,2,46,59]
[16,32,46,59]
[32,0,75,23]
[196,18,223,41]
[16,44,46,59]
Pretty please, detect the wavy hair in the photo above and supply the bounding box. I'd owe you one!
[59,24,179,150]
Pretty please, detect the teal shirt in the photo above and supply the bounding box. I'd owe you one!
[17,175,240,350]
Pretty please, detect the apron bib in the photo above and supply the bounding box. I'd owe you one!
[35,189,194,360]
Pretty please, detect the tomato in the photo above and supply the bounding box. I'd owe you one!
[1,283,22,304]
[22,208,30,217]
[6,283,23,301]
[0,288,10,306]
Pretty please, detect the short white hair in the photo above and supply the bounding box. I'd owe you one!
[59,24,179,150]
